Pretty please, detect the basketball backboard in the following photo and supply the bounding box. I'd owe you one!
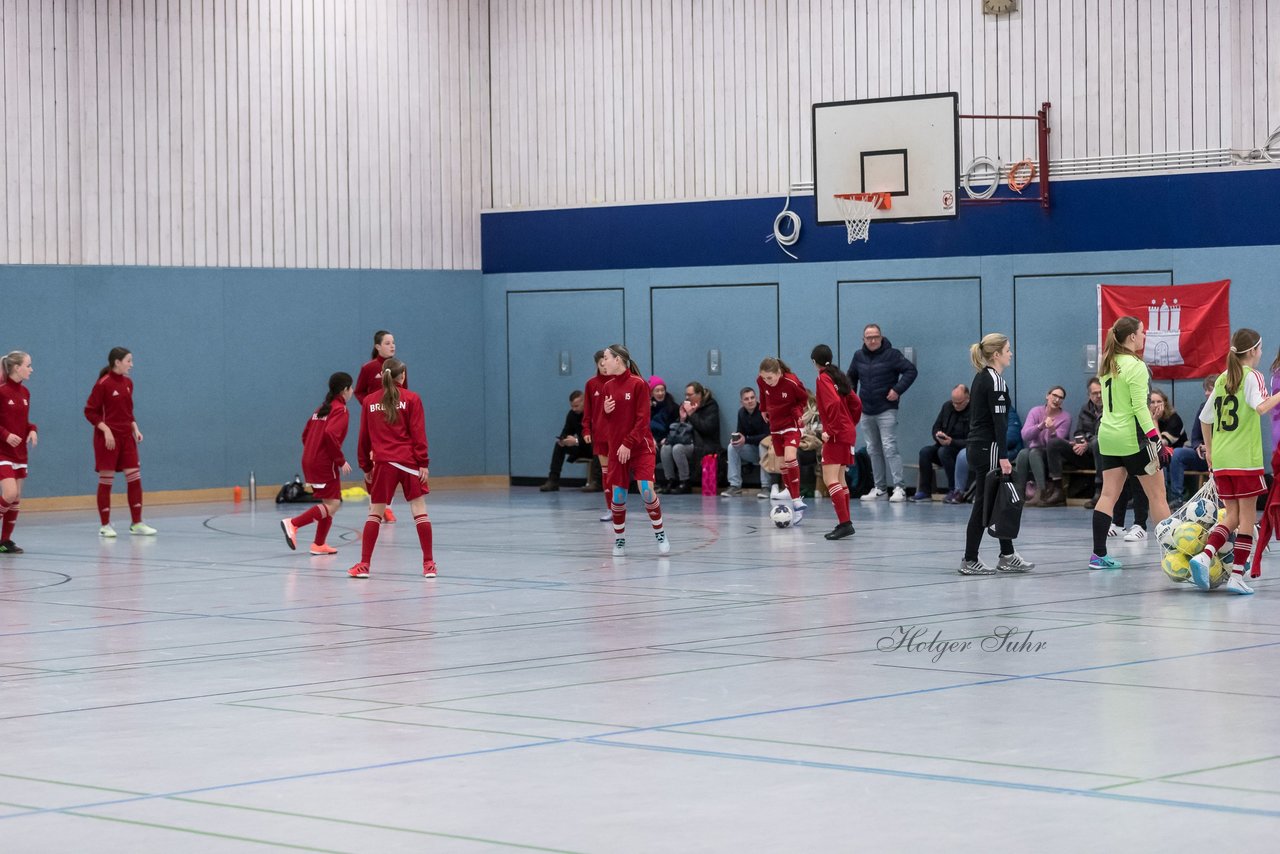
[812,93,960,225]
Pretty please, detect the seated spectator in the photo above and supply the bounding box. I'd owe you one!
[659,382,722,494]
[911,384,970,502]
[539,390,593,491]
[798,392,823,497]
[1015,386,1071,506]
[1047,377,1103,506]
[1149,387,1187,450]
[648,376,679,489]
[1168,377,1215,504]
[721,387,770,497]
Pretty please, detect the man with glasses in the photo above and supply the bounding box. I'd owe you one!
[846,323,918,502]
[1015,385,1072,506]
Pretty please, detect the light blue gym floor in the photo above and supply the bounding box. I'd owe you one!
[1,489,1277,851]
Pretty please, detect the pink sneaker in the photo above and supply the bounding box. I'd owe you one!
[310,543,338,556]
[422,560,438,578]
[348,562,370,578]
[384,507,397,523]
[280,519,297,550]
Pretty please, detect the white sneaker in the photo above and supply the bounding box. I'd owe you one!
[612,537,625,557]
[129,522,157,536]
[98,524,117,538]
[1225,574,1254,595]
[861,487,888,502]
[770,484,787,500]
[889,486,907,503]
[655,531,671,555]
[599,510,613,522]
[1107,524,1122,538]
[1122,525,1147,542]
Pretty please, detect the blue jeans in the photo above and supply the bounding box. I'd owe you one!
[726,441,765,487]
[860,410,903,490]
[1168,446,1208,497]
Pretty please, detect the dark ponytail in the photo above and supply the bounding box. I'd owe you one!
[370,330,392,360]
[317,372,353,418]
[99,346,131,379]
[810,344,852,396]
[380,358,406,424]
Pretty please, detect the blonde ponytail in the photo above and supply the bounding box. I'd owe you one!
[1100,316,1141,378]
[1225,328,1261,395]
[969,334,1008,372]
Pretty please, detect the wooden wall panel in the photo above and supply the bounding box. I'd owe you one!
[0,0,488,269]
[488,0,1280,210]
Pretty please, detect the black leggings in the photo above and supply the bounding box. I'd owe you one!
[964,442,1015,561]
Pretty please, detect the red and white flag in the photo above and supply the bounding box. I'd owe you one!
[1097,279,1231,380]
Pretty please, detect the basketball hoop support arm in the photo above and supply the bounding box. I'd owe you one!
[958,102,1051,210]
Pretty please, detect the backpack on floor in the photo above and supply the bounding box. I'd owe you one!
[700,453,719,495]
[275,475,315,504]
[847,448,874,497]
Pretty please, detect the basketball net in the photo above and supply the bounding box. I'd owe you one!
[832,193,891,243]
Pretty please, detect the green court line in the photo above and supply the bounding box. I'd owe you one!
[0,773,585,852]
[1164,779,1280,796]
[1039,675,1280,701]
[659,730,1141,781]
[1094,755,1280,791]
[418,706,631,729]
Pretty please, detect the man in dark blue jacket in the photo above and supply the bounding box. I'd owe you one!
[847,324,918,502]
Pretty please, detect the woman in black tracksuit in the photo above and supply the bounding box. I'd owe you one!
[960,333,1035,575]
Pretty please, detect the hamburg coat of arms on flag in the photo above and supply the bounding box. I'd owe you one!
[1097,280,1231,380]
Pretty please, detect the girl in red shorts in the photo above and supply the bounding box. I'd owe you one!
[1189,328,1280,593]
[282,372,353,556]
[811,345,863,541]
[349,358,436,579]
[355,330,404,523]
[599,344,670,557]
[84,348,155,537]
[757,357,809,523]
[0,351,37,555]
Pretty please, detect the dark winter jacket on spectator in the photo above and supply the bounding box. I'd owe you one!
[846,336,918,417]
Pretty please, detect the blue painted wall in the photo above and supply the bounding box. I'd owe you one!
[482,166,1280,479]
[2,265,485,497]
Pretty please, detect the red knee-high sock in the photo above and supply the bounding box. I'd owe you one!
[414,512,434,560]
[125,471,143,525]
[1233,533,1254,575]
[2,502,18,542]
[290,504,326,529]
[601,466,612,512]
[829,483,851,524]
[314,514,334,546]
[612,494,627,535]
[1203,523,1230,557]
[782,460,800,501]
[97,475,113,525]
[0,498,10,536]
[644,494,664,532]
[360,513,382,564]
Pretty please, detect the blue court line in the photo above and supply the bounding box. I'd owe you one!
[580,739,1280,818]
[4,636,1280,822]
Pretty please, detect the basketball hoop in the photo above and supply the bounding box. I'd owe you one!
[832,193,892,243]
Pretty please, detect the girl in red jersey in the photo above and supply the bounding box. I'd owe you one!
[580,350,613,522]
[84,347,155,537]
[757,357,810,523]
[349,358,436,578]
[355,330,403,523]
[0,351,37,555]
[811,344,863,541]
[599,344,670,557]
[281,372,354,556]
